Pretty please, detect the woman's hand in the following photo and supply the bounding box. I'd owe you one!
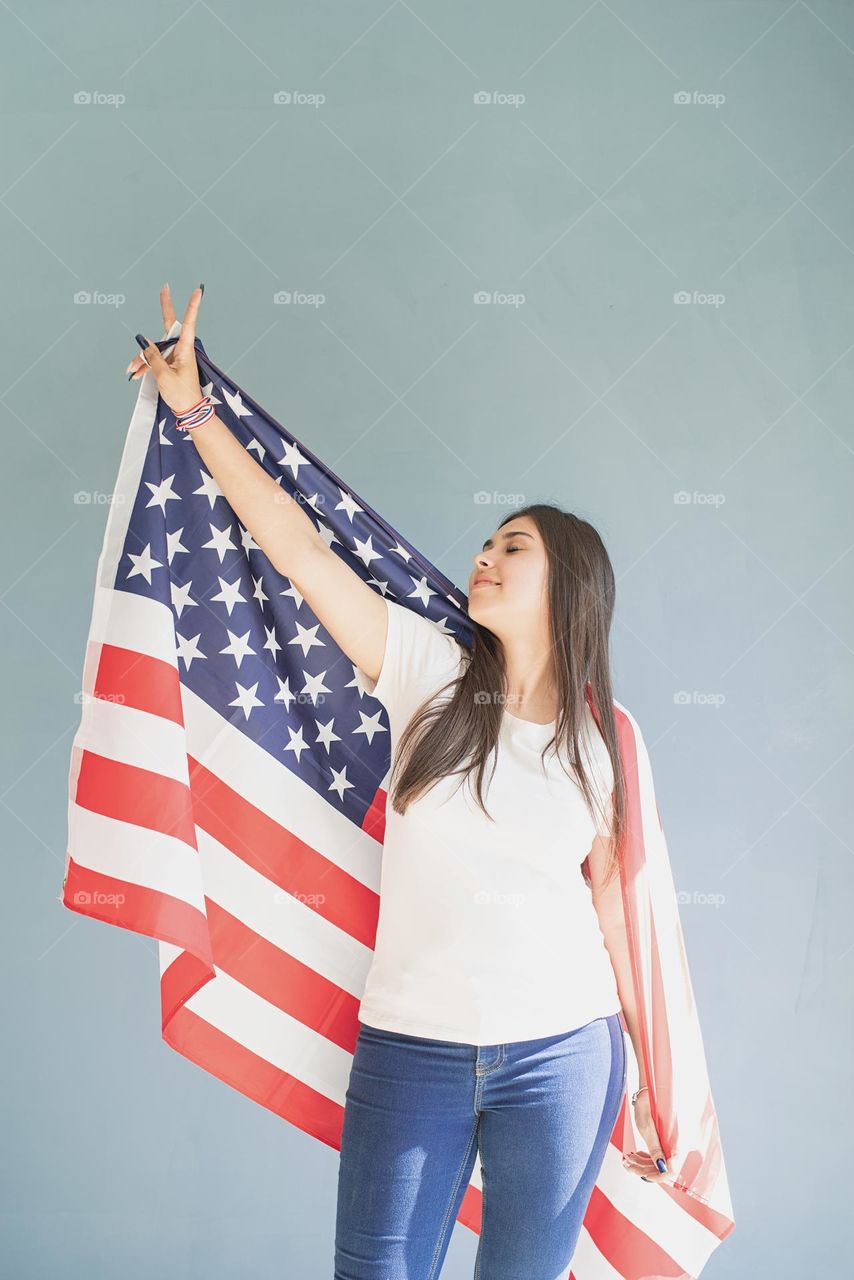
[124,284,204,417]
[621,1091,676,1184]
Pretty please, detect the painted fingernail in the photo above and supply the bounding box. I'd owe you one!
[127,371,134,381]
[656,1158,667,1173]
[135,333,150,350]
[199,283,205,295]
[641,1176,651,1182]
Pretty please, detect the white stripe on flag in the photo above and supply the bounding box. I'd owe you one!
[74,695,189,783]
[89,584,177,668]
[196,828,374,995]
[594,1142,721,1275]
[184,965,354,1106]
[182,683,383,893]
[69,806,204,909]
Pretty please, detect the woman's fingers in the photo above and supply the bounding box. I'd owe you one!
[621,1150,673,1183]
[135,334,170,378]
[127,347,175,380]
[160,283,177,334]
[125,284,197,379]
[174,284,203,360]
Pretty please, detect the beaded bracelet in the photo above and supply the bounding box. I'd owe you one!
[631,1085,649,1106]
[174,394,215,430]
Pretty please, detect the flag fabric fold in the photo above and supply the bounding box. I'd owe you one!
[63,319,734,1278]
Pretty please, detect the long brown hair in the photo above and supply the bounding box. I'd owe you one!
[387,503,626,888]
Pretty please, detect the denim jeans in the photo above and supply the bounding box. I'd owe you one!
[334,1013,626,1280]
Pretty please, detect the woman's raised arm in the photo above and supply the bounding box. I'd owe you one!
[128,285,390,687]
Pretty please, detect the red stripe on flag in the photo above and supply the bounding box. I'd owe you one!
[360,784,386,843]
[188,757,379,950]
[62,854,213,967]
[94,643,184,726]
[457,1183,483,1234]
[206,899,362,1053]
[584,1182,684,1280]
[160,945,217,1027]
[163,1001,346,1150]
[75,750,196,847]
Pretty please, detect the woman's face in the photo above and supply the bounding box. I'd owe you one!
[467,515,550,632]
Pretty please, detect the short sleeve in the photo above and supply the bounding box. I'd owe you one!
[355,596,465,730]
[580,708,615,837]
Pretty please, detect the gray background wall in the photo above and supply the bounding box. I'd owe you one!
[3,1,852,1275]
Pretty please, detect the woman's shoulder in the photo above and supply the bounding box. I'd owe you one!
[355,595,469,723]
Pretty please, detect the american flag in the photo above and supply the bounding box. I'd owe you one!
[63,319,734,1279]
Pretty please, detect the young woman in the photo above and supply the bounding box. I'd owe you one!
[127,286,670,1280]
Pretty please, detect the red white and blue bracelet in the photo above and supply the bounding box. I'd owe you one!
[174,394,215,430]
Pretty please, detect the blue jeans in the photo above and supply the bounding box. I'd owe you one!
[334,1013,626,1280]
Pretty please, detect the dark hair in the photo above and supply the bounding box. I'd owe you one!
[387,502,626,888]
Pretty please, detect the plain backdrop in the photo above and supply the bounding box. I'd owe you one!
[2,2,853,1276]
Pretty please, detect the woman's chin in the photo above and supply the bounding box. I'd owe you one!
[467,594,499,623]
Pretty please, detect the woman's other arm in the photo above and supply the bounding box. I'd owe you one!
[587,833,645,1085]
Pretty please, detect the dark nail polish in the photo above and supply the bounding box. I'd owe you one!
[135,333,149,350]
[199,283,205,295]
[127,371,134,381]
[656,1158,667,1173]
[641,1175,651,1182]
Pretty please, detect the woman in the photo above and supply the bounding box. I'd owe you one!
[127,286,671,1280]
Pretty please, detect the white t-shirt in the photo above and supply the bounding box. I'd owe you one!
[354,596,622,1045]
